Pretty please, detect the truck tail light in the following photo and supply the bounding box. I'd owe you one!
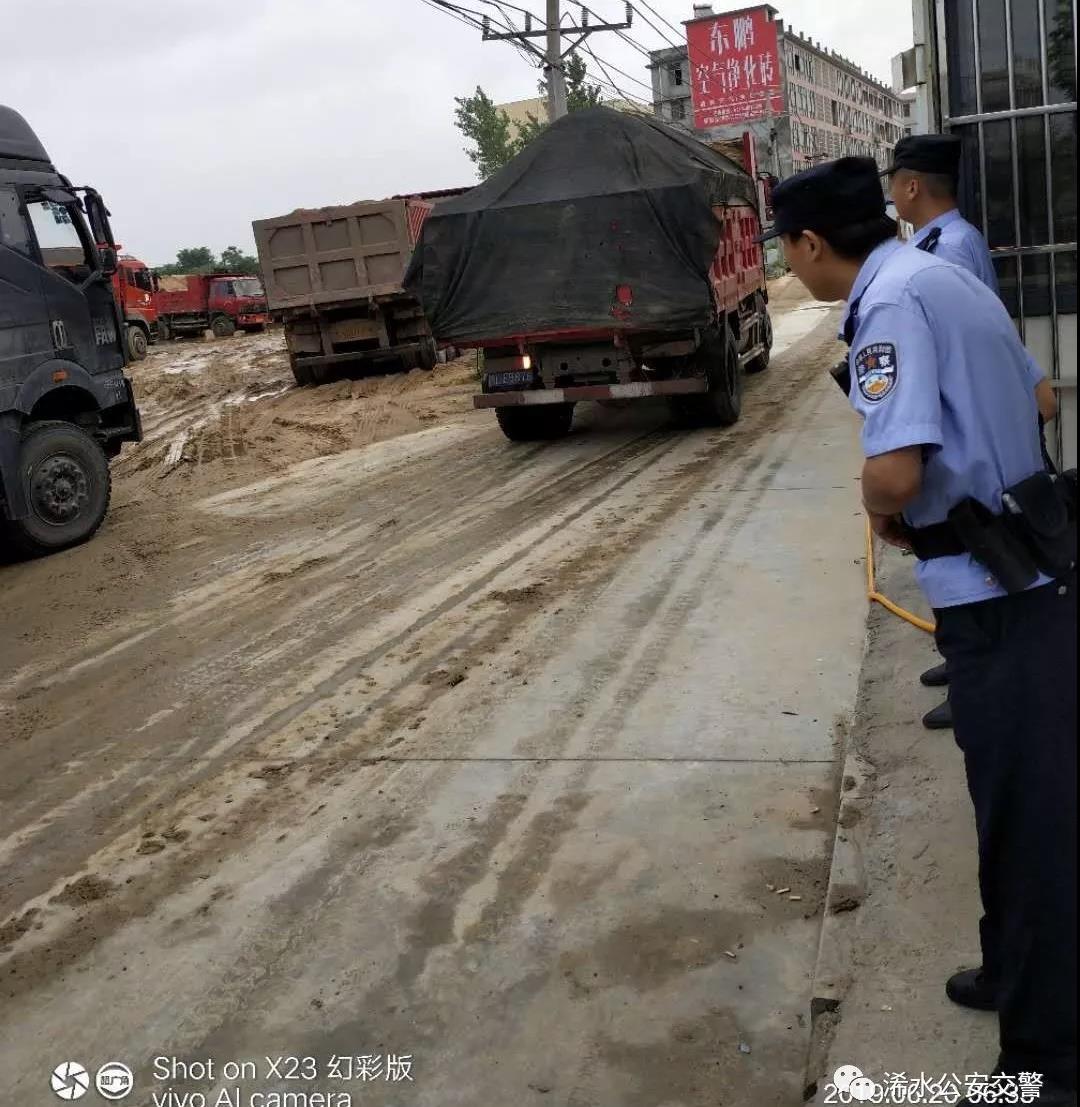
[521,355,532,370]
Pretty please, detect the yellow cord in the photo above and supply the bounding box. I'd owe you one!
[865,518,937,634]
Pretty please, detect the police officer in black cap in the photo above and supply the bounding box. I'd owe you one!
[885,133,1059,731]
[759,156,1077,1105]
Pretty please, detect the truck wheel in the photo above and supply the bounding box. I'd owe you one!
[670,323,742,427]
[127,326,149,361]
[1,421,111,558]
[495,403,574,442]
[418,338,438,371]
[211,315,236,338]
[157,318,171,342]
[745,294,773,374]
[290,357,315,386]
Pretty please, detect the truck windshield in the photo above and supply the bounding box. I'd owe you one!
[232,278,263,297]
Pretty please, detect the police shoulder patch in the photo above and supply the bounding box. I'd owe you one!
[854,342,898,403]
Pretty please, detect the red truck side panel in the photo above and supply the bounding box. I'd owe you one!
[709,204,765,315]
[406,199,433,246]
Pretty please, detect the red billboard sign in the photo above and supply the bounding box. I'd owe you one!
[687,6,784,130]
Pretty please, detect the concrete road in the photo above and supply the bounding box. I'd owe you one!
[1,294,867,1106]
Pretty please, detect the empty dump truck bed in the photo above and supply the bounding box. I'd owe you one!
[253,199,437,385]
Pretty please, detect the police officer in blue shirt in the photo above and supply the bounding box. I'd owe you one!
[885,133,1059,731]
[759,157,1077,1105]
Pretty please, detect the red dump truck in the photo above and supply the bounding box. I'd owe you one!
[253,199,437,386]
[406,107,772,440]
[110,255,159,361]
[155,273,268,339]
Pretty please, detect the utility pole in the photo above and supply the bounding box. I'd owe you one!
[481,2,634,123]
[545,0,568,121]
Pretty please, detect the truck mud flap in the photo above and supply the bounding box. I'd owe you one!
[475,379,708,409]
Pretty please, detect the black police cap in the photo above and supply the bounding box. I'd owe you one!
[756,157,886,242]
[883,133,962,176]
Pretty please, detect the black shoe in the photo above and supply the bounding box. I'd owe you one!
[923,697,953,730]
[920,662,950,687]
[946,967,997,1011]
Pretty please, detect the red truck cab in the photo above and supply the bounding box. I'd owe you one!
[110,254,159,361]
[209,275,268,333]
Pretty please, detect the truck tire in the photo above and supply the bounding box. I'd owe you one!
[495,403,574,442]
[127,325,149,361]
[211,315,236,338]
[670,322,742,427]
[157,318,171,342]
[745,294,773,374]
[1,421,111,558]
[290,357,315,386]
[418,337,438,371]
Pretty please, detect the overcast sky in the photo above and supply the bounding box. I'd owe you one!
[6,0,912,266]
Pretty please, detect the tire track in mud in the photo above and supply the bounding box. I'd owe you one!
[0,309,846,1006]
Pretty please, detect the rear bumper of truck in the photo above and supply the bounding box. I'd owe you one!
[474,378,708,408]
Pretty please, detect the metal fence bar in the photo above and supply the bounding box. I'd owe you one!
[947,101,1077,123]
[1005,0,1026,339]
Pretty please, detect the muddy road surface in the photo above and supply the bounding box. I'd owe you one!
[1,283,868,1106]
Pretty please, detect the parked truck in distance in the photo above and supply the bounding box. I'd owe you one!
[253,199,437,386]
[1,105,141,556]
[111,255,159,361]
[407,108,772,442]
[155,273,268,340]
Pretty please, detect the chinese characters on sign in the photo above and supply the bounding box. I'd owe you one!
[687,6,784,130]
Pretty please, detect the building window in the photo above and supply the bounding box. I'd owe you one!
[671,98,686,121]
[669,64,684,87]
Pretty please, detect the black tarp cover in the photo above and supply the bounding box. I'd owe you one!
[404,107,756,342]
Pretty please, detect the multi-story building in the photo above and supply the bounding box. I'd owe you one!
[648,4,906,179]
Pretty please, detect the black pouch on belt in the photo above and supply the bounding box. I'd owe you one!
[1001,469,1078,579]
[946,498,1041,593]
[830,358,851,395]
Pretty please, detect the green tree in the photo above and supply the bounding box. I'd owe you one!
[453,52,603,179]
[565,51,603,112]
[174,246,216,273]
[219,245,260,275]
[453,87,522,179]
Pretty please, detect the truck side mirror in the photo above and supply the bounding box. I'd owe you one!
[98,245,118,276]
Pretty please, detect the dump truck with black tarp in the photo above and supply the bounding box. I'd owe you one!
[405,107,772,441]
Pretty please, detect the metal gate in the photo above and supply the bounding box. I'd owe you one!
[926,0,1076,467]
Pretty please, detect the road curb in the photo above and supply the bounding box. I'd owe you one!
[804,748,875,1097]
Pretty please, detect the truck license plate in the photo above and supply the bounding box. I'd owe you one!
[488,370,533,390]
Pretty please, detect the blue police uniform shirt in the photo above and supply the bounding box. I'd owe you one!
[909,209,1046,389]
[843,239,1047,609]
[911,208,999,292]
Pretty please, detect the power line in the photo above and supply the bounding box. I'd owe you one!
[417,0,486,32]
[574,3,655,60]
[631,0,683,42]
[577,38,654,92]
[627,1,680,49]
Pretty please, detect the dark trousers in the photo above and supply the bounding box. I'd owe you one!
[935,577,1077,1088]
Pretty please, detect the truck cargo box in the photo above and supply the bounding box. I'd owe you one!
[253,198,432,313]
[404,106,758,343]
[156,273,211,315]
